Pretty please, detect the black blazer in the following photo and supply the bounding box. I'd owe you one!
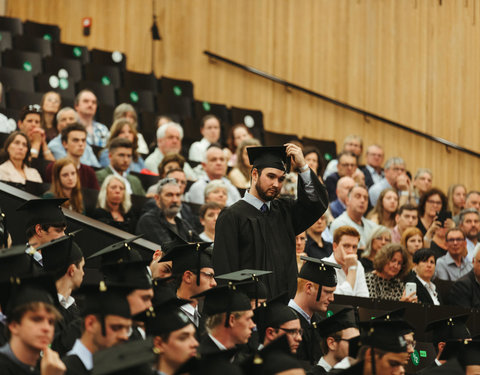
[448,270,480,308]
[405,272,442,305]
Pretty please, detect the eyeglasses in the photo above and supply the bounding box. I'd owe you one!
[278,328,304,337]
[446,238,465,243]
[199,271,215,280]
[426,199,442,205]
[26,104,42,113]
[158,177,177,187]
[406,339,416,349]
[339,163,356,168]
[374,236,391,242]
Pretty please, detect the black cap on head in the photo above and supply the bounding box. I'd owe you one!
[191,282,252,327]
[358,320,408,353]
[101,260,153,290]
[425,314,471,344]
[247,146,290,173]
[298,256,339,300]
[315,307,358,337]
[374,308,414,336]
[37,234,84,280]
[134,296,191,336]
[0,245,42,281]
[87,235,144,266]
[92,338,156,375]
[17,198,67,230]
[0,274,58,316]
[160,242,213,286]
[217,269,272,306]
[176,348,243,375]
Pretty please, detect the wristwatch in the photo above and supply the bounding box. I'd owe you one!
[299,164,309,173]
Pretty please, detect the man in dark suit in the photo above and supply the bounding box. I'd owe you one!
[359,144,384,189]
[448,246,480,308]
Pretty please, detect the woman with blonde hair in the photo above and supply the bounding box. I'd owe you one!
[43,158,84,214]
[112,103,149,154]
[40,91,61,142]
[360,225,392,273]
[447,183,466,217]
[367,188,399,228]
[93,175,135,233]
[228,138,261,189]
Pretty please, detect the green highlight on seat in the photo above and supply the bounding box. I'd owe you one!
[59,78,69,90]
[130,91,139,103]
[73,47,82,57]
[173,85,182,96]
[202,101,211,111]
[324,153,332,161]
[101,76,111,86]
[43,34,52,41]
[23,61,32,72]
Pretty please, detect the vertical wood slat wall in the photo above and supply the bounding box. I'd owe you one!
[7,0,480,190]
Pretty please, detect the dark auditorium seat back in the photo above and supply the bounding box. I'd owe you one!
[0,30,12,52]
[77,80,116,107]
[23,20,61,42]
[159,76,194,99]
[230,106,265,144]
[302,136,337,165]
[117,88,156,113]
[6,89,45,110]
[123,70,158,92]
[13,34,52,58]
[0,67,35,92]
[35,73,76,99]
[2,49,43,76]
[0,16,23,36]
[84,63,122,89]
[263,130,299,146]
[52,42,90,64]
[90,48,127,70]
[44,56,83,83]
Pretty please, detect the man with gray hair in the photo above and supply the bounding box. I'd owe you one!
[368,156,410,206]
[136,177,201,246]
[144,121,196,179]
[459,208,480,261]
[46,107,100,167]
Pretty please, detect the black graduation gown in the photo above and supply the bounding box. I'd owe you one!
[294,309,323,369]
[419,358,464,374]
[199,334,223,355]
[308,364,328,375]
[213,169,328,298]
[52,303,82,356]
[62,354,89,375]
[0,352,40,375]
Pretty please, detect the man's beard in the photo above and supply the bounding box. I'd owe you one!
[255,180,279,202]
[163,204,181,217]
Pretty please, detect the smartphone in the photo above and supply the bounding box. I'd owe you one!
[436,210,452,225]
[405,282,417,296]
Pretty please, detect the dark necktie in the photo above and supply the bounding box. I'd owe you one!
[260,203,268,213]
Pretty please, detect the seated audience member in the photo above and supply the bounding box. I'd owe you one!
[93,175,135,233]
[454,190,480,225]
[17,104,55,161]
[112,103,149,154]
[360,225,392,273]
[226,123,253,166]
[314,308,360,373]
[0,83,16,133]
[417,188,447,235]
[303,146,325,178]
[146,153,186,196]
[189,114,222,163]
[330,184,378,248]
[289,257,339,366]
[368,157,409,207]
[47,107,100,167]
[405,248,441,305]
[410,168,433,204]
[365,243,416,302]
[323,135,363,180]
[401,227,424,260]
[228,138,261,189]
[96,138,145,196]
[0,276,66,374]
[435,228,472,281]
[329,176,355,218]
[447,183,467,217]
[98,119,145,172]
[296,231,308,271]
[43,158,84,214]
[458,208,480,261]
[186,144,241,206]
[391,204,418,243]
[325,151,358,202]
[360,144,384,188]
[367,187,399,228]
[0,131,42,184]
[136,178,201,246]
[74,89,109,147]
[145,121,196,180]
[62,282,133,375]
[305,214,333,259]
[46,123,100,190]
[40,91,61,142]
[193,285,254,354]
[199,202,223,242]
[323,226,369,297]
[449,244,480,308]
[204,179,228,207]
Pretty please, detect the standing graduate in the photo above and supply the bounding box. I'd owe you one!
[213,144,328,298]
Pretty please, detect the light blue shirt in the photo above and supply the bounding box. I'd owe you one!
[48,134,100,168]
[288,299,311,324]
[87,121,110,148]
[67,339,93,371]
[435,252,472,282]
[368,178,392,207]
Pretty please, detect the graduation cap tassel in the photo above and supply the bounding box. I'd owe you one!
[224,284,233,328]
[196,243,201,286]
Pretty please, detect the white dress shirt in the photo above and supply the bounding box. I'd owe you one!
[323,254,370,297]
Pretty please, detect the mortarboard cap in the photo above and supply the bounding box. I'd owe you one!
[263,292,298,328]
[0,245,42,281]
[134,295,191,336]
[247,146,290,173]
[17,198,67,229]
[191,282,252,327]
[298,256,340,300]
[0,274,58,316]
[315,307,358,337]
[37,234,84,280]
[217,269,272,306]
[92,338,156,375]
[176,348,242,375]
[425,314,471,344]
[160,242,212,286]
[374,308,414,336]
[358,319,408,353]
[87,235,144,266]
[101,260,153,291]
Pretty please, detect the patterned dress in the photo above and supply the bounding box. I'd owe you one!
[365,272,404,301]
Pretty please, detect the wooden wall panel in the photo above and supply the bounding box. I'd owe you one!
[6,0,480,190]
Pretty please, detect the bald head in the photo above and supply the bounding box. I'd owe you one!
[336,176,356,203]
